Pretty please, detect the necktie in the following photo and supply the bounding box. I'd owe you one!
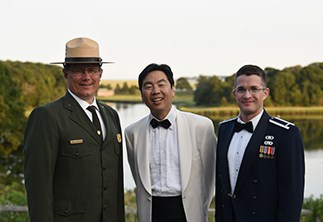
[150,118,171,129]
[87,106,103,139]
[234,121,253,133]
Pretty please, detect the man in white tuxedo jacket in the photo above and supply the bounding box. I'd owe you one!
[125,63,217,222]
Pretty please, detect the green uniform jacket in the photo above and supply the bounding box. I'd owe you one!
[24,92,125,222]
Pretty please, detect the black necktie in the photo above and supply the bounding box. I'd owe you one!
[150,118,171,129]
[234,121,253,133]
[87,106,103,139]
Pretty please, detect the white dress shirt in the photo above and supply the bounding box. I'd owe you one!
[149,105,181,196]
[68,90,106,140]
[227,110,263,193]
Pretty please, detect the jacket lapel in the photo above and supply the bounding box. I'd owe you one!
[62,93,102,145]
[176,111,192,192]
[98,103,115,145]
[136,117,152,195]
[234,111,270,193]
[219,120,236,193]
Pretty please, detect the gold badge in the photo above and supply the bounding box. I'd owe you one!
[116,133,122,143]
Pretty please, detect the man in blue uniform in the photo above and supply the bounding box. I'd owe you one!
[215,64,305,222]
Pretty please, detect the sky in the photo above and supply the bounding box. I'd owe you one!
[1,0,323,80]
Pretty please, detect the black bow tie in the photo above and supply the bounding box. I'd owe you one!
[234,121,253,133]
[150,118,171,129]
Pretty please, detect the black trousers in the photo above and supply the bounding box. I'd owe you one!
[152,196,187,222]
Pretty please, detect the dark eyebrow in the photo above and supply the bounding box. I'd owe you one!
[143,78,167,86]
[156,79,167,84]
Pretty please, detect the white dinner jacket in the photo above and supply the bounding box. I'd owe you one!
[125,108,217,222]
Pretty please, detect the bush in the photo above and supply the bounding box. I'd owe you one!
[0,182,29,221]
[302,195,323,222]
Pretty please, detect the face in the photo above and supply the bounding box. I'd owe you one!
[64,64,102,104]
[141,70,175,120]
[233,74,269,122]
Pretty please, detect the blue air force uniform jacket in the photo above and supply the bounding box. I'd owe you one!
[215,110,305,222]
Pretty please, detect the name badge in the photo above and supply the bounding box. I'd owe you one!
[69,139,84,145]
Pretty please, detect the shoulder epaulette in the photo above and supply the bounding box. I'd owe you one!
[269,116,295,130]
[219,117,237,125]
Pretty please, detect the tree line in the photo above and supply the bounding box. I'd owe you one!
[0,61,66,185]
[0,60,323,185]
[194,63,323,106]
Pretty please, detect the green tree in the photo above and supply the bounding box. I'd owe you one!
[0,61,66,185]
[114,83,122,94]
[0,63,25,158]
[194,75,225,106]
[122,82,130,94]
[270,70,299,105]
[176,77,193,91]
[297,64,323,105]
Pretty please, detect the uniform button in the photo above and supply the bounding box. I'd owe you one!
[252,195,257,199]
[253,179,258,183]
[75,152,79,157]
[64,209,69,215]
[103,204,107,209]
[252,211,256,215]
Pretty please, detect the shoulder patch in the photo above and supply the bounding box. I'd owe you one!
[269,116,295,130]
[219,117,237,125]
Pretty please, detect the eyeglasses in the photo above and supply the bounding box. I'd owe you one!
[67,66,101,76]
[234,86,266,95]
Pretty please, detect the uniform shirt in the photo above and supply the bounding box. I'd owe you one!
[227,110,263,193]
[149,105,181,196]
[68,90,106,140]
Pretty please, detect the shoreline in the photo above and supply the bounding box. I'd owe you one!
[99,96,323,119]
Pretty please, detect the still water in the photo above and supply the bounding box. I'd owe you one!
[109,102,323,199]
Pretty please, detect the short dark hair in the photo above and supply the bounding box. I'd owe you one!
[235,64,266,87]
[138,63,174,90]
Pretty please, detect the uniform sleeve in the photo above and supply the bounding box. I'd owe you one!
[24,107,58,222]
[277,126,305,222]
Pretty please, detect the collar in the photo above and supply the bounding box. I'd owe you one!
[237,109,264,131]
[149,105,177,129]
[68,89,99,111]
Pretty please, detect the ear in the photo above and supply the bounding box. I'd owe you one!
[232,89,236,97]
[140,91,144,102]
[171,86,175,97]
[263,87,270,99]
[63,69,68,79]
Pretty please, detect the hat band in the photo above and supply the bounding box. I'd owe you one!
[64,57,102,63]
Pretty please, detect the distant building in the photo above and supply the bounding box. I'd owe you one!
[97,88,114,97]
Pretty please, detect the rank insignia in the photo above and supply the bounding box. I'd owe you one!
[116,133,122,143]
[259,145,276,159]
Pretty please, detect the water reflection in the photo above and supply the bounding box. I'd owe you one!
[111,102,323,198]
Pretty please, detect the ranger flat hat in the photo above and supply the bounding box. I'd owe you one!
[51,37,112,65]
